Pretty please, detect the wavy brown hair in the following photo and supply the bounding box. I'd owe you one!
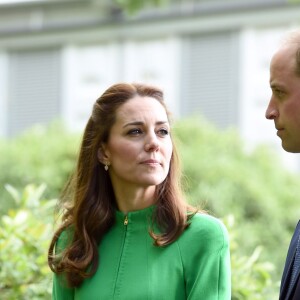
[48,82,197,287]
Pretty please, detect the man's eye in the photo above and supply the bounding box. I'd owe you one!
[275,89,285,97]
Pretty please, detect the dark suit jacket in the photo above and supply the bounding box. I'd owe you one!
[280,221,300,300]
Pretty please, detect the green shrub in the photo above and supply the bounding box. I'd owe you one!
[0,184,54,299]
[173,117,300,283]
[1,117,299,292]
[1,185,276,299]
[225,215,277,299]
[0,122,80,214]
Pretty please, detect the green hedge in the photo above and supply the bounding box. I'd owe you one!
[174,117,300,284]
[0,184,53,299]
[0,122,80,214]
[1,117,299,298]
[0,184,276,299]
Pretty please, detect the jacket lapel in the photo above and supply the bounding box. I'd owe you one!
[280,221,300,300]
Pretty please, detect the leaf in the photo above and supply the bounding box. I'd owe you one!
[22,184,47,208]
[4,184,20,205]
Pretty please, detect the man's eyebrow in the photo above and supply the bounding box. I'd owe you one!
[123,121,169,128]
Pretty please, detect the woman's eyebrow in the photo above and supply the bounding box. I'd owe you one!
[123,121,168,128]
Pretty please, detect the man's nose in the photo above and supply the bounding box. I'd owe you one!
[265,98,279,120]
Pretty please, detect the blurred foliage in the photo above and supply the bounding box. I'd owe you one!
[174,117,300,284]
[0,185,276,299]
[0,122,80,215]
[224,215,277,299]
[0,184,54,299]
[1,117,300,298]
[112,0,170,14]
[111,0,300,14]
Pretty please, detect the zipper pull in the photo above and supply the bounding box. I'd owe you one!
[124,215,128,226]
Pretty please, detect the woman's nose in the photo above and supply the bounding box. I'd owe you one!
[144,135,159,152]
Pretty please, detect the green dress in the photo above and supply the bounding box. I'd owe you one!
[52,206,231,299]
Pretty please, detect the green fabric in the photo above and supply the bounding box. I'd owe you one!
[52,206,231,299]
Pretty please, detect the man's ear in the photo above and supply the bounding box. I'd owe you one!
[97,145,109,164]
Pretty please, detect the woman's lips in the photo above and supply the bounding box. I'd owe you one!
[141,159,160,165]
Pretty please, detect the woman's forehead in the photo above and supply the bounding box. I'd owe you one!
[115,96,168,122]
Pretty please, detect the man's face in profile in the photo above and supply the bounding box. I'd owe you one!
[265,44,300,153]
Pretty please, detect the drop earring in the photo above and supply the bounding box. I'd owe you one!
[104,164,109,171]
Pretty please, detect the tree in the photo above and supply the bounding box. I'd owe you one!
[112,0,169,14]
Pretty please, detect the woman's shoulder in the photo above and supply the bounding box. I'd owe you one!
[55,226,74,254]
[178,212,229,253]
[189,212,228,236]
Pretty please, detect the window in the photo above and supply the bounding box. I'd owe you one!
[8,48,61,136]
[181,31,239,128]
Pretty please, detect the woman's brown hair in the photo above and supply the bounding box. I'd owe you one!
[48,82,196,287]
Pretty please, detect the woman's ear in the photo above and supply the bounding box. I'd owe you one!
[97,145,109,164]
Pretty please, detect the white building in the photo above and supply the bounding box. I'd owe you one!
[1,0,300,169]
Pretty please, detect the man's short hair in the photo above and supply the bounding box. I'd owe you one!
[281,30,300,76]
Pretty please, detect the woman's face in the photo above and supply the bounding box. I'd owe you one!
[102,96,173,191]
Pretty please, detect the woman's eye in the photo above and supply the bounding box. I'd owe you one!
[128,128,142,135]
[157,128,169,136]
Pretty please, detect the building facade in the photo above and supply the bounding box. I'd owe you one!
[1,0,300,169]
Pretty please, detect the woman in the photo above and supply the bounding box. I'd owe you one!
[48,83,231,299]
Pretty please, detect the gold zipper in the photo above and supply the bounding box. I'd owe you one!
[124,215,128,226]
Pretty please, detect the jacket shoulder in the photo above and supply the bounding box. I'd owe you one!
[178,213,229,254]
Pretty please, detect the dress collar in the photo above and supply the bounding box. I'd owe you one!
[115,205,156,226]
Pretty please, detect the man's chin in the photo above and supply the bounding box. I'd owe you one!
[282,141,300,153]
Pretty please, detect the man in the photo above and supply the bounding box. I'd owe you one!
[265,31,300,300]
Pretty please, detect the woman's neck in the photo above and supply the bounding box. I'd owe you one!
[113,185,156,214]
